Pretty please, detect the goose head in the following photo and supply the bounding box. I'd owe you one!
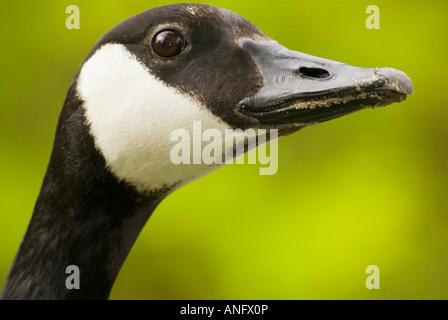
[1,3,413,299]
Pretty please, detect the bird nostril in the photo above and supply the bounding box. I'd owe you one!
[298,67,331,80]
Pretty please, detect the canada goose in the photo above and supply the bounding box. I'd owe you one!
[1,3,413,299]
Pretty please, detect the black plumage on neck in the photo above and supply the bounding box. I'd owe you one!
[1,84,163,299]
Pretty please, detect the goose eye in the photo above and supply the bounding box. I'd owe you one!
[152,30,186,58]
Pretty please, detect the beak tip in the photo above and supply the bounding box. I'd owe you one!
[376,67,414,95]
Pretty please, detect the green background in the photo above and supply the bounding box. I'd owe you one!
[0,0,447,299]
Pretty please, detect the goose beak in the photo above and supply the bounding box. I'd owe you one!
[238,39,413,125]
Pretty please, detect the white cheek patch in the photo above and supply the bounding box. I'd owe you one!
[77,43,232,193]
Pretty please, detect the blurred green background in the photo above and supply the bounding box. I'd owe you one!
[1,0,447,299]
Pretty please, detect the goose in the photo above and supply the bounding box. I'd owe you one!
[0,3,413,299]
